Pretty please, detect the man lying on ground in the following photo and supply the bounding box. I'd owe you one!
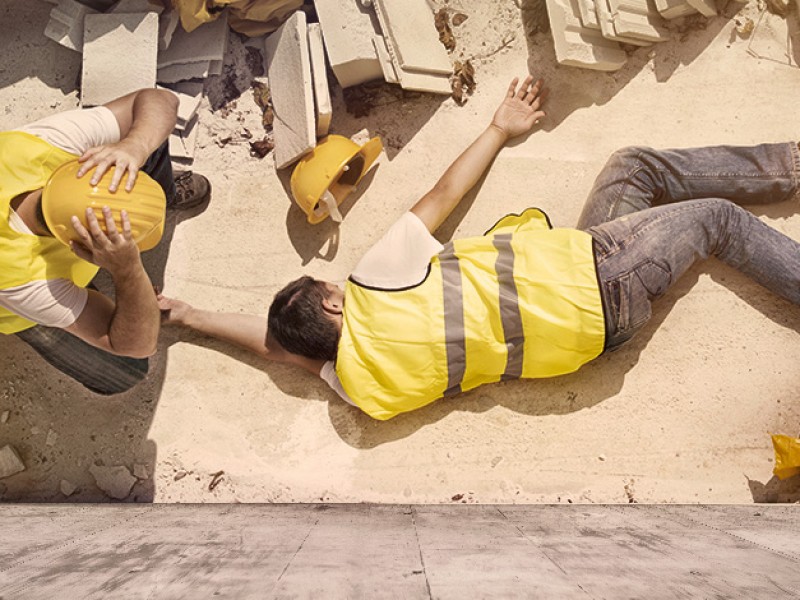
[159,75,799,420]
[1,89,210,394]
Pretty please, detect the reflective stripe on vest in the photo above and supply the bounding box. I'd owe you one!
[337,208,606,420]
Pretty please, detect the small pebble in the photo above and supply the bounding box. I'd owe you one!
[0,411,9,424]
[60,479,77,497]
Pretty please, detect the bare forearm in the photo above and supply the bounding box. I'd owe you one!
[181,309,271,359]
[108,262,160,357]
[411,125,508,233]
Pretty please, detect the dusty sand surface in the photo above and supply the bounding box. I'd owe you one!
[0,0,798,504]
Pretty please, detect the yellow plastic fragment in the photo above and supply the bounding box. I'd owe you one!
[771,434,800,480]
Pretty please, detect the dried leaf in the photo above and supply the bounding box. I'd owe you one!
[434,8,456,51]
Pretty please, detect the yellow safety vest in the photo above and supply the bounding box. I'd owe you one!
[336,208,606,420]
[0,131,98,334]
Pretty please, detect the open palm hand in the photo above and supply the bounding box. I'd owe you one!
[490,76,548,141]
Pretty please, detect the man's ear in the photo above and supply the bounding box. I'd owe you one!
[321,296,342,315]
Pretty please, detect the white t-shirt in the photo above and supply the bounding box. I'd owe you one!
[1,107,121,328]
[319,211,444,405]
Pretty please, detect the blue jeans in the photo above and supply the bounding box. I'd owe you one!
[15,142,175,395]
[578,143,800,350]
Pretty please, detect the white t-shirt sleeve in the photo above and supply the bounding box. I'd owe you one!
[350,211,444,289]
[18,106,121,156]
[0,280,88,329]
[319,361,356,406]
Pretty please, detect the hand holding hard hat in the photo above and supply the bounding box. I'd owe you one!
[42,160,166,252]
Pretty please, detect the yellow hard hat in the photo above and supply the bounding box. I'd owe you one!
[290,135,383,224]
[42,160,166,251]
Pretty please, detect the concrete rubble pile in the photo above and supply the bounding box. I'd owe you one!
[40,0,455,171]
[545,0,718,70]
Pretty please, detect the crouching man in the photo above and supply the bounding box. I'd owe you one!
[1,89,210,394]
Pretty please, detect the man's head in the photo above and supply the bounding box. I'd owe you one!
[268,276,343,361]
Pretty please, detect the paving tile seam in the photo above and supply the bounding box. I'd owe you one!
[269,516,320,593]
[410,506,434,599]
[650,504,800,564]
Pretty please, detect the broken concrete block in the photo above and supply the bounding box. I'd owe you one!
[60,479,77,497]
[133,464,149,479]
[372,0,451,75]
[44,0,98,52]
[313,0,383,88]
[308,23,332,138]
[82,12,158,107]
[373,35,398,83]
[655,0,698,18]
[546,0,627,70]
[157,61,211,84]
[158,12,229,68]
[159,9,180,50]
[576,0,601,28]
[45,429,58,447]
[159,86,202,129]
[372,23,452,93]
[89,464,136,500]
[110,0,163,14]
[600,0,670,43]
[594,0,654,45]
[0,445,25,479]
[264,11,316,169]
[686,0,717,15]
[169,115,199,160]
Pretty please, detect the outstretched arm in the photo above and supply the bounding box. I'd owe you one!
[77,88,179,192]
[411,76,547,234]
[157,296,326,375]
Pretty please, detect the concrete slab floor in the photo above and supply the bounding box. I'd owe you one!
[0,0,798,505]
[0,504,798,598]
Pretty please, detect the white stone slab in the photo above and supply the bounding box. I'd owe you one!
[576,0,601,28]
[371,16,451,93]
[157,60,211,83]
[82,12,158,107]
[594,0,654,45]
[157,13,229,68]
[655,0,698,18]
[546,0,627,70]
[44,0,98,52]
[313,0,382,88]
[373,35,398,83]
[158,86,202,128]
[0,445,25,479]
[169,115,199,160]
[686,0,717,15]
[605,0,670,42]
[308,23,332,138]
[264,11,316,169]
[372,0,451,75]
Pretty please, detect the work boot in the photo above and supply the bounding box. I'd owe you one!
[171,171,211,211]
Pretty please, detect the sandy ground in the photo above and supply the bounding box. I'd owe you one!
[0,0,798,504]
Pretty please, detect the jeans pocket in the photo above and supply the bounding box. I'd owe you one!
[634,259,672,299]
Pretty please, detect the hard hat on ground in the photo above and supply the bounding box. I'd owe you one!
[290,135,383,224]
[41,160,167,251]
